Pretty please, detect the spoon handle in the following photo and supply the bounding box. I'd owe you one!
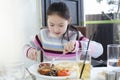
[26,68,36,80]
[55,54,65,59]
[50,54,65,68]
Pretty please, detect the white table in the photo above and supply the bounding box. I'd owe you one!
[91,67,120,80]
[0,67,119,80]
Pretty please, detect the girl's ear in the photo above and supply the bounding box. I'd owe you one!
[68,17,72,24]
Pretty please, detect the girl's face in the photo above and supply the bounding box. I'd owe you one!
[47,14,70,38]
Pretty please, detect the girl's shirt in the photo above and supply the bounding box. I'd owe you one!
[24,28,103,61]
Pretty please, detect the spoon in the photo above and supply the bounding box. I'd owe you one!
[50,54,65,68]
[25,68,36,80]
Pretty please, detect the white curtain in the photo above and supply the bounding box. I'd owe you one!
[0,0,42,66]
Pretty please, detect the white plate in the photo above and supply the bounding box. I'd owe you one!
[91,67,120,80]
[91,67,107,80]
[28,60,77,80]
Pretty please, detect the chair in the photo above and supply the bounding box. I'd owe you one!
[76,26,86,36]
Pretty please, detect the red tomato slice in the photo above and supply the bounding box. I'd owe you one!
[57,70,70,76]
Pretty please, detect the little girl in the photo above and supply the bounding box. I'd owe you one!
[24,2,103,61]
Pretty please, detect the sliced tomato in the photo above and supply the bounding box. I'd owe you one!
[57,70,70,76]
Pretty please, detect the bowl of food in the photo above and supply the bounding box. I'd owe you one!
[28,61,79,80]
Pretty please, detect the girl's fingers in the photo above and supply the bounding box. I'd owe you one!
[28,52,33,59]
[68,44,73,51]
[32,50,37,60]
[66,42,74,52]
[70,41,75,50]
[64,45,69,52]
[63,41,76,54]
[28,49,37,60]
[63,49,69,54]
[34,52,37,61]
[30,54,34,60]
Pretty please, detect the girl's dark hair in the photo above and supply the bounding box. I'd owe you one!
[47,2,79,41]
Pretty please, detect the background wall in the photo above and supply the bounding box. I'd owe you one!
[0,0,42,66]
[84,0,116,15]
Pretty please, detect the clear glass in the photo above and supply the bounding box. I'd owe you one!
[107,44,120,67]
[76,49,91,80]
[5,62,25,80]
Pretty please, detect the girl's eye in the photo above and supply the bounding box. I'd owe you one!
[50,25,54,27]
[59,25,64,27]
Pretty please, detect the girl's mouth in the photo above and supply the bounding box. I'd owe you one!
[55,32,61,34]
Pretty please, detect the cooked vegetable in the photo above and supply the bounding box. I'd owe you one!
[57,70,70,76]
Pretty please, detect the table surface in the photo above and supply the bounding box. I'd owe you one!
[91,67,120,80]
[27,67,107,80]
[0,66,120,80]
[25,67,107,80]
[27,66,120,80]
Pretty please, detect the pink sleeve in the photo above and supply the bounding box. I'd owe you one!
[88,41,103,58]
[34,37,41,48]
[23,45,32,57]
[75,36,103,58]
[23,36,40,58]
[33,35,43,51]
[80,40,103,58]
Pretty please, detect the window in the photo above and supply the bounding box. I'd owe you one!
[41,0,84,26]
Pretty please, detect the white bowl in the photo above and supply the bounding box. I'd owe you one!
[28,61,78,80]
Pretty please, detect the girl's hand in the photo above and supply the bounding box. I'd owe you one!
[63,41,76,54]
[27,48,37,61]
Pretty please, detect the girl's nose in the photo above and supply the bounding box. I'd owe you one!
[54,27,59,32]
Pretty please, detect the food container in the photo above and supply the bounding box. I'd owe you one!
[113,69,120,80]
[76,49,91,80]
[28,61,78,80]
[105,71,115,80]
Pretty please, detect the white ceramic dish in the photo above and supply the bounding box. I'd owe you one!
[91,67,120,80]
[28,60,77,80]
